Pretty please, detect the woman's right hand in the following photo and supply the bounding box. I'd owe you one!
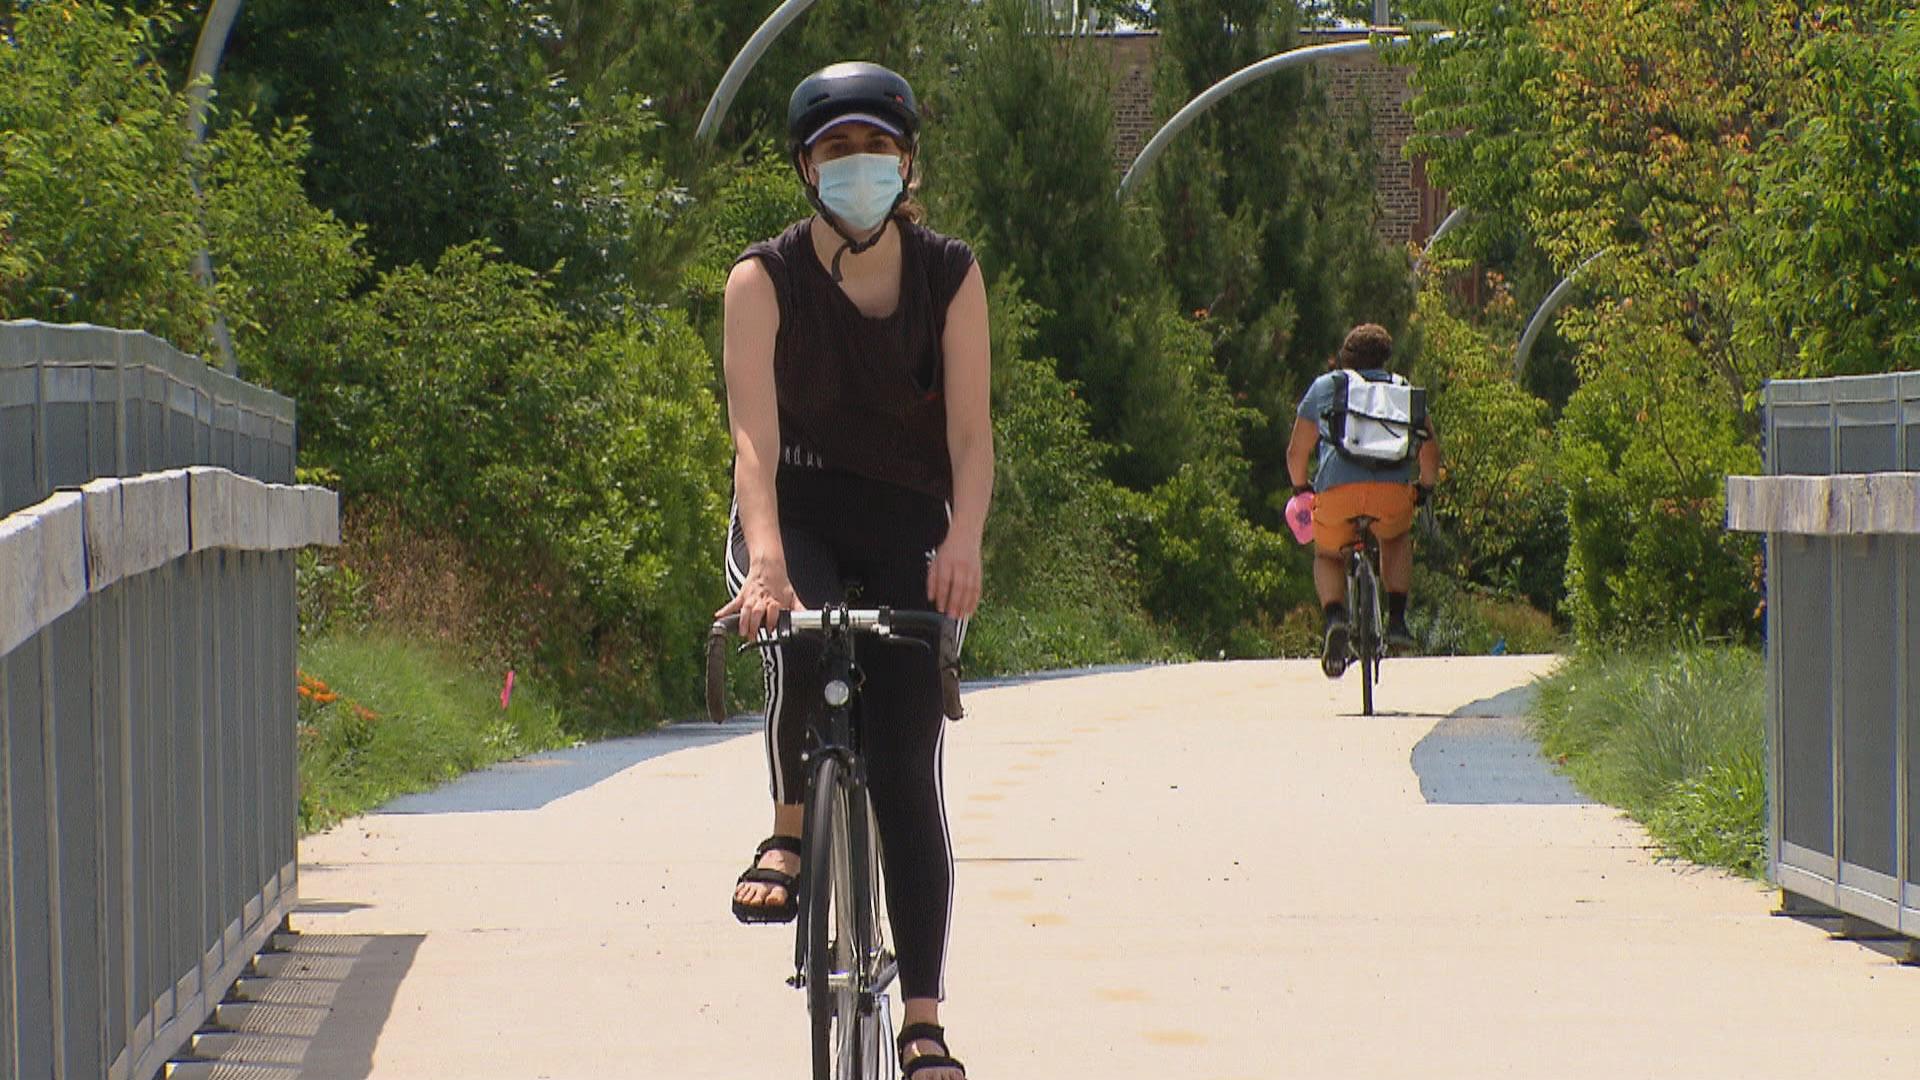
[716,559,804,639]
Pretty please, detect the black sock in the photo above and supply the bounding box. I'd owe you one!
[1323,602,1347,625]
[1388,592,1409,624]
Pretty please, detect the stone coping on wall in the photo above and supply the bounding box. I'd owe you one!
[1,318,293,423]
[0,468,338,658]
[1726,473,1920,535]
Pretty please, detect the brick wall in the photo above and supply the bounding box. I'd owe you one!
[1095,29,1446,248]
[1100,31,1162,171]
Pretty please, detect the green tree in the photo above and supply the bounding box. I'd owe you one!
[335,245,730,720]
[936,0,1242,488]
[1720,8,1920,376]
[1148,1,1415,521]
[200,119,370,423]
[0,3,211,348]
[206,0,690,314]
[548,1,953,146]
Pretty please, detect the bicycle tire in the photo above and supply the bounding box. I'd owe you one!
[1353,561,1377,716]
[806,756,869,1080]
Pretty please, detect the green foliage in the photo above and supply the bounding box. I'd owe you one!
[0,3,210,347]
[1149,1,1414,514]
[936,0,1172,485]
[1557,352,1761,644]
[1531,644,1767,877]
[328,245,730,725]
[547,0,960,164]
[968,278,1178,674]
[683,142,814,350]
[200,118,370,407]
[1122,462,1302,656]
[1408,565,1563,656]
[1403,0,1557,272]
[296,546,373,639]
[1409,290,1568,610]
[1400,0,1919,647]
[209,0,692,314]
[1720,9,1920,375]
[297,631,570,833]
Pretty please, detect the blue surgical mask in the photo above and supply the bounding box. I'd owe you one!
[815,153,904,232]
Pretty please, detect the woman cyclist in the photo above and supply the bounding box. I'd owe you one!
[717,61,991,1080]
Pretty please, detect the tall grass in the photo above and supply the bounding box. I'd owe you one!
[297,632,571,833]
[1531,644,1768,877]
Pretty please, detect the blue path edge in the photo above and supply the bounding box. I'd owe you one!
[1413,685,1592,806]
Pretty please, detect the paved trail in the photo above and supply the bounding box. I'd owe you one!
[283,657,1920,1079]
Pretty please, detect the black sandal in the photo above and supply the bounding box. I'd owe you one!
[730,835,802,924]
[897,1022,965,1078]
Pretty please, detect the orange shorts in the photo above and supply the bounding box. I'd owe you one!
[1312,481,1415,553]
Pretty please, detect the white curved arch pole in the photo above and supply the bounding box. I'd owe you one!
[188,0,244,374]
[1513,250,1604,379]
[1117,33,1451,200]
[697,0,827,143]
[186,0,244,142]
[1411,205,1467,274]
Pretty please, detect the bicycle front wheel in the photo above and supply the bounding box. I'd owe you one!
[805,756,882,1080]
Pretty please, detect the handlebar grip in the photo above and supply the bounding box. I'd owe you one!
[940,666,964,722]
[705,624,730,724]
[939,622,964,721]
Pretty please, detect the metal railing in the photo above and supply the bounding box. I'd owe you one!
[1,321,336,1080]
[1727,372,1920,945]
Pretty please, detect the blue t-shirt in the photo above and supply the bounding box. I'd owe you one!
[1296,369,1418,490]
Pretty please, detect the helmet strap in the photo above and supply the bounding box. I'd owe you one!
[803,185,908,283]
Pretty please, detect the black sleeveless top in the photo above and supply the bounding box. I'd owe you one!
[737,218,977,500]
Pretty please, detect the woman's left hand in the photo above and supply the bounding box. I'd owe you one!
[927,534,983,620]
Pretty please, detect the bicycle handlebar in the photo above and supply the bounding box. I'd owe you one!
[704,607,963,725]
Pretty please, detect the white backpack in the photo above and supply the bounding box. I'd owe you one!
[1328,371,1426,467]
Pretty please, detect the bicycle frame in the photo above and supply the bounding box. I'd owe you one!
[706,606,951,1080]
[789,614,892,1000]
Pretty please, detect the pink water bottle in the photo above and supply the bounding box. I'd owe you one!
[1285,490,1316,546]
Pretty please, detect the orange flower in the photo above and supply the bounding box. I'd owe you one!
[351,703,378,722]
[313,691,339,705]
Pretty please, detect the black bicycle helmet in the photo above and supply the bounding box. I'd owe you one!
[787,61,919,150]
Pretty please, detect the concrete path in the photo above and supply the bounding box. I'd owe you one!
[281,657,1920,1079]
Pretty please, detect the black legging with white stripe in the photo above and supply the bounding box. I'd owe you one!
[726,465,957,1001]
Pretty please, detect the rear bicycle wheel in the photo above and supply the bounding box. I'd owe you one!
[806,757,885,1080]
[1353,562,1377,716]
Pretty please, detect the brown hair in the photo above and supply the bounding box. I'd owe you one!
[1336,323,1394,370]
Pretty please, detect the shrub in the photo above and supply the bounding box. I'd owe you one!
[200,118,369,410]
[1122,462,1303,657]
[1531,643,1767,876]
[0,3,210,346]
[1411,565,1563,656]
[326,245,729,727]
[967,279,1178,674]
[1409,290,1569,612]
[1557,355,1762,644]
